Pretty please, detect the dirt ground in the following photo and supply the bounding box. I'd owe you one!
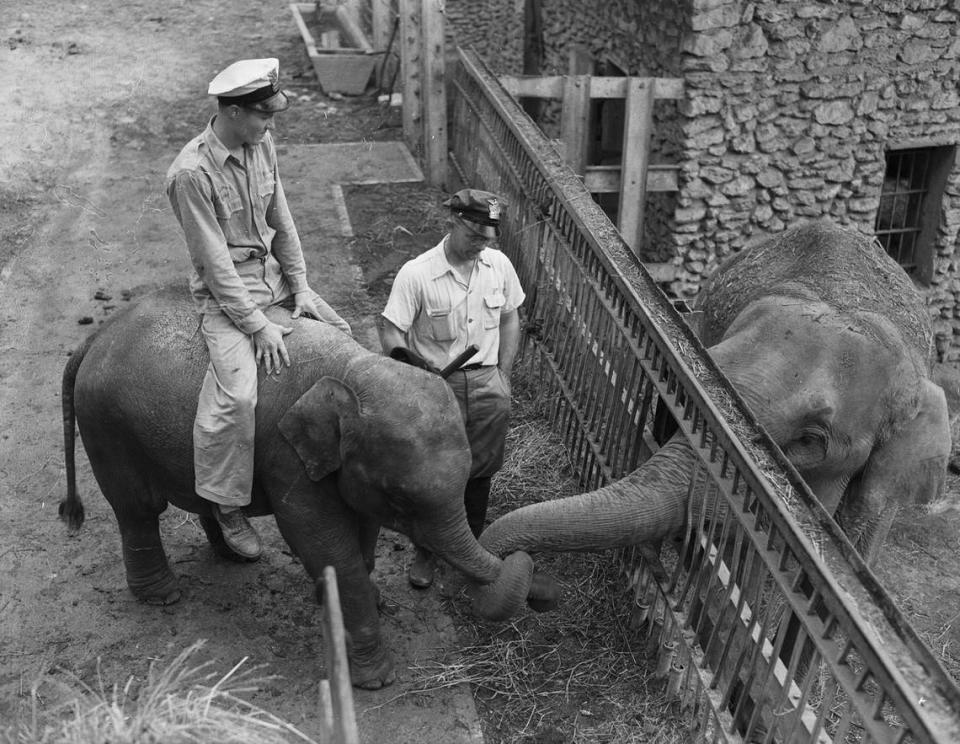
[0,1,481,742]
[3,1,960,742]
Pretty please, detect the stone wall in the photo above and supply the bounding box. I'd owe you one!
[674,0,960,360]
[444,0,960,358]
[444,0,523,73]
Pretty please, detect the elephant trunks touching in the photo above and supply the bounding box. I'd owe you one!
[468,550,535,621]
[474,220,951,582]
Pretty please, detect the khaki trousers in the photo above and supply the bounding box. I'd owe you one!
[194,280,350,506]
[445,365,512,535]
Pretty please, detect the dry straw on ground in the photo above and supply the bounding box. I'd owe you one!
[428,377,691,744]
[2,641,317,744]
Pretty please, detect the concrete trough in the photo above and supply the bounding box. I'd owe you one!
[290,3,380,95]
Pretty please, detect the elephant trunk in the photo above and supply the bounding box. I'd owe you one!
[479,437,698,558]
[418,510,540,621]
[426,513,502,584]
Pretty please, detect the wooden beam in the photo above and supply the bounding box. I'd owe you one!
[371,0,392,50]
[584,164,679,194]
[334,5,374,51]
[500,75,685,100]
[559,74,590,175]
[618,78,656,253]
[420,0,447,186]
[290,3,319,56]
[399,0,422,158]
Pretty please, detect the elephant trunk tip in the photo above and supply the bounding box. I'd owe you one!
[469,551,533,622]
[526,571,560,613]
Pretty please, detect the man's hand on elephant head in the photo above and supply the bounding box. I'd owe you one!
[253,320,293,375]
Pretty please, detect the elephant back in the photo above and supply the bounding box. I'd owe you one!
[696,219,934,366]
[73,284,363,438]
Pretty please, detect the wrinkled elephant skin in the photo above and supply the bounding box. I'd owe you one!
[474,220,951,610]
[59,286,528,689]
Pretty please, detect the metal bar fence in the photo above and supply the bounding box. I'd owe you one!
[448,47,960,744]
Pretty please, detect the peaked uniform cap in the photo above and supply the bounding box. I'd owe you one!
[208,58,289,113]
[443,189,506,227]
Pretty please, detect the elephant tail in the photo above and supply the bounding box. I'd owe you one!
[59,335,95,532]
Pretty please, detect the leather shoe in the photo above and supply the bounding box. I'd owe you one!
[408,547,436,588]
[214,506,262,560]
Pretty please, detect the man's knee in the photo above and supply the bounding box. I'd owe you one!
[232,386,257,414]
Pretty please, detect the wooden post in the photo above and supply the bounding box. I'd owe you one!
[371,0,393,50]
[560,74,590,176]
[319,566,359,744]
[420,0,447,187]
[618,78,655,253]
[399,0,423,160]
[340,0,361,29]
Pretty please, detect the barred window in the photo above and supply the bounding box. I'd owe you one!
[875,146,953,284]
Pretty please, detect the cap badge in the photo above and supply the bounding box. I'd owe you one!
[487,198,500,221]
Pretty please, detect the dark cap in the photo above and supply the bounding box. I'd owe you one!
[443,189,505,228]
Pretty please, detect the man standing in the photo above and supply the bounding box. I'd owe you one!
[166,58,351,560]
[380,189,525,588]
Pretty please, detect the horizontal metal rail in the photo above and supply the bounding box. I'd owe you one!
[450,46,960,744]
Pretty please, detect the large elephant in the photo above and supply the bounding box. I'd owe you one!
[472,220,951,598]
[59,287,539,689]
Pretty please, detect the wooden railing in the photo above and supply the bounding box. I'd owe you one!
[448,47,960,744]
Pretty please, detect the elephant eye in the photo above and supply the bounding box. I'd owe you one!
[785,428,828,464]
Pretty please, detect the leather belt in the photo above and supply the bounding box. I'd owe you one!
[460,363,493,371]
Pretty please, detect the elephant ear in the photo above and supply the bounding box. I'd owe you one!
[840,378,951,564]
[278,376,360,481]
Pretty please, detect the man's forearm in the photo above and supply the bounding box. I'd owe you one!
[498,310,520,375]
[379,317,407,354]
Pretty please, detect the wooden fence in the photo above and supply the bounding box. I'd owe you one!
[448,47,960,744]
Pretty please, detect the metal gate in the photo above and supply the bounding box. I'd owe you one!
[448,48,960,743]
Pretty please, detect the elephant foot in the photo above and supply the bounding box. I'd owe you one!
[469,550,534,622]
[128,570,181,606]
[122,541,182,605]
[348,643,396,690]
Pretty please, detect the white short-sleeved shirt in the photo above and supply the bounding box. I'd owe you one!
[382,236,525,370]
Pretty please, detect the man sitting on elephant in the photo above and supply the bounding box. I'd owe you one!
[166,57,351,560]
[380,188,525,588]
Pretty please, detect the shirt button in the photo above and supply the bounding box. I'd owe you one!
[468,318,474,323]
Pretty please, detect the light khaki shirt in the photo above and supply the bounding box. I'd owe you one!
[166,119,308,334]
[382,237,525,370]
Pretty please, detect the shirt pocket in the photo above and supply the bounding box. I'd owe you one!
[426,307,456,341]
[482,291,505,329]
[257,169,275,205]
[213,184,243,222]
